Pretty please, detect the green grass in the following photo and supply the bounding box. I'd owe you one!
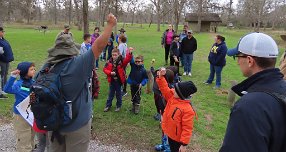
[1,23,285,151]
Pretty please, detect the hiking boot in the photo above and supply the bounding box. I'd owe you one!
[122,91,127,97]
[204,81,211,85]
[104,107,110,112]
[115,107,121,112]
[0,94,8,99]
[134,104,140,114]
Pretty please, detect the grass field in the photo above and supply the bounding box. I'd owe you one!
[0,23,285,151]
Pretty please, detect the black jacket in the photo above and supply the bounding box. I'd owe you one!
[220,68,286,152]
[170,41,181,58]
[181,36,197,54]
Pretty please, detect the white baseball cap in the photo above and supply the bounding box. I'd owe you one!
[227,33,278,58]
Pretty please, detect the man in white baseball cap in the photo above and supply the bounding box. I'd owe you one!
[220,33,286,152]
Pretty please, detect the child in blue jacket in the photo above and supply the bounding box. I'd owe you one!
[3,62,43,151]
[127,55,148,114]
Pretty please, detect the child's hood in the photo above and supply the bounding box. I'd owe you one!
[17,62,33,79]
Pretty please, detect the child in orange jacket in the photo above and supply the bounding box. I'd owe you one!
[156,68,197,152]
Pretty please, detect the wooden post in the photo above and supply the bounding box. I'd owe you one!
[146,70,154,94]
[227,80,238,107]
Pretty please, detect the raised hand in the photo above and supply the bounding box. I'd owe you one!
[11,69,20,76]
[107,13,117,27]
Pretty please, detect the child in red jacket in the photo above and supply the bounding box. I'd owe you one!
[103,47,133,112]
[156,68,197,152]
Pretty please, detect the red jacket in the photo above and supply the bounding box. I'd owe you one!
[156,77,195,145]
[103,53,132,84]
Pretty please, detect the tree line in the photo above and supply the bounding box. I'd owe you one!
[0,0,285,33]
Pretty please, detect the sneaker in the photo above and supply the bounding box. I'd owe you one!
[122,91,127,97]
[155,144,165,151]
[115,107,121,112]
[183,72,187,76]
[213,85,220,89]
[95,67,99,70]
[1,91,7,95]
[153,113,161,121]
[188,73,192,76]
[0,94,8,99]
[104,107,110,112]
[204,81,211,85]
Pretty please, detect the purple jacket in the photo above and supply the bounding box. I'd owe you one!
[91,33,100,45]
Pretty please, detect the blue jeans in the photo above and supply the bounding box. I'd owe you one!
[180,54,184,66]
[206,64,223,87]
[106,80,122,108]
[183,53,193,74]
[95,59,99,68]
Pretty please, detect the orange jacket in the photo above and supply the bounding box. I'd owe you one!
[156,77,195,145]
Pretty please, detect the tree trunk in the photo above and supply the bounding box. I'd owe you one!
[97,0,102,27]
[74,0,82,30]
[54,0,57,24]
[149,12,154,28]
[197,0,203,32]
[69,0,72,25]
[174,0,179,33]
[83,0,89,34]
[114,0,118,34]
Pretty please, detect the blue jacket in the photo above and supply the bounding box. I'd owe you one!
[208,41,227,66]
[4,76,34,114]
[0,38,14,62]
[127,58,148,86]
[220,68,286,152]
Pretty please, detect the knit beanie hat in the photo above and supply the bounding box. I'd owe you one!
[17,62,33,79]
[174,81,197,100]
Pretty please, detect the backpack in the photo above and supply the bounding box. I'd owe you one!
[30,59,74,132]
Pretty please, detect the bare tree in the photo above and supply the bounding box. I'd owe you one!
[173,0,187,33]
[83,0,89,33]
[150,0,163,31]
[69,0,72,25]
[197,0,202,32]
[74,0,82,30]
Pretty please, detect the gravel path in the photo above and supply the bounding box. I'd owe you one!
[0,123,137,152]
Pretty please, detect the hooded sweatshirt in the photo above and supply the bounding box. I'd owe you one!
[208,41,227,66]
[4,62,34,114]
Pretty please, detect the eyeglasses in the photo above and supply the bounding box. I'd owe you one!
[233,54,255,60]
[234,55,248,58]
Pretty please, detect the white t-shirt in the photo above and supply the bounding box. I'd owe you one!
[118,43,127,58]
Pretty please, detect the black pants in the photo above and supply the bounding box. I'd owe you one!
[168,137,181,152]
[164,44,171,62]
[154,93,165,114]
[0,61,9,88]
[131,84,141,104]
[170,57,180,74]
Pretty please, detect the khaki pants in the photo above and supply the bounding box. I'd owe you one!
[48,119,91,152]
[13,114,35,152]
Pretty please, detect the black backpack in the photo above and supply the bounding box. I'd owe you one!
[30,59,76,143]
